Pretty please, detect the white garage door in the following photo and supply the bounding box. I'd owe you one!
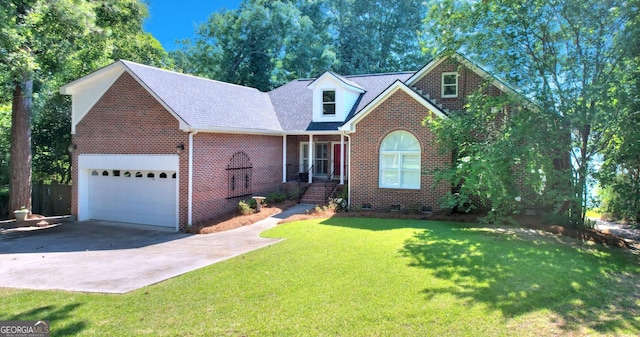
[88,169,177,227]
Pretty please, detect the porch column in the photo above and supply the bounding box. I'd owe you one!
[308,134,313,183]
[282,135,287,183]
[340,133,345,185]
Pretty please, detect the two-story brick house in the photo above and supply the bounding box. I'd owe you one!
[60,53,514,230]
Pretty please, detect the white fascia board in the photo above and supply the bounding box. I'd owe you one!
[405,56,448,86]
[340,81,447,133]
[60,61,125,95]
[307,72,365,93]
[282,130,344,136]
[187,126,284,136]
[60,63,126,134]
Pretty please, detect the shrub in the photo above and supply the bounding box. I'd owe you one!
[237,200,253,215]
[266,192,286,204]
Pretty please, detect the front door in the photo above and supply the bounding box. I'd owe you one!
[333,143,348,180]
[314,143,328,176]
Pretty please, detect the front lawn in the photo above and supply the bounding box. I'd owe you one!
[2,218,639,336]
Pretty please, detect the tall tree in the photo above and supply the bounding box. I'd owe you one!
[423,0,633,225]
[597,0,640,224]
[326,0,426,74]
[1,0,170,214]
[30,0,170,185]
[174,0,333,91]
[1,0,102,213]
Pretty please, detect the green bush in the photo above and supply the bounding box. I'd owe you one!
[266,191,286,203]
[237,200,253,215]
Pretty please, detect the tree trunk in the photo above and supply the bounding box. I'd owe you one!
[9,78,33,215]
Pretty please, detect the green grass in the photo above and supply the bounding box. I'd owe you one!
[586,209,604,219]
[2,218,639,336]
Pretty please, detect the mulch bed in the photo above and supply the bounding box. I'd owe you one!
[190,200,297,234]
[192,201,636,253]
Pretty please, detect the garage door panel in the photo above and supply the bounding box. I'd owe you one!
[88,170,177,228]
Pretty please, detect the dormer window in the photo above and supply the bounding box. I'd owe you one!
[442,72,458,98]
[322,90,336,115]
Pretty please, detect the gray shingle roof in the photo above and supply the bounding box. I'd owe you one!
[121,60,283,132]
[269,72,413,132]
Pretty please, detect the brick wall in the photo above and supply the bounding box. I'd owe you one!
[190,133,283,224]
[350,89,451,212]
[414,58,502,112]
[72,72,189,227]
[73,72,285,229]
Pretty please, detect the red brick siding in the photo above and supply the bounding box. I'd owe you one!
[350,89,451,211]
[72,72,189,227]
[190,133,283,224]
[414,59,503,111]
[72,72,284,229]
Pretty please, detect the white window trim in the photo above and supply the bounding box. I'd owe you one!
[322,89,336,115]
[379,132,421,190]
[441,72,458,98]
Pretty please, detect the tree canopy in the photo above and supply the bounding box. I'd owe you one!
[422,0,639,225]
[0,0,169,213]
[173,0,429,91]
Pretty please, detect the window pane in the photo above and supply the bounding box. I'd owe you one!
[381,131,420,151]
[382,154,399,169]
[322,91,335,102]
[382,170,399,186]
[402,155,420,169]
[402,171,420,188]
[443,74,457,84]
[444,85,457,96]
[323,103,336,114]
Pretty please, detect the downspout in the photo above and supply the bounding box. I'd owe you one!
[188,130,199,226]
[344,132,352,210]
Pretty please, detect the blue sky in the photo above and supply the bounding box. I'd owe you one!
[143,1,242,51]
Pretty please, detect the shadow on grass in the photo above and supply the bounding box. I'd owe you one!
[398,222,640,334]
[0,302,86,336]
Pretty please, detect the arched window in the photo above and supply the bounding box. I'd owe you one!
[379,131,421,189]
[159,172,167,179]
[91,170,98,176]
[147,172,155,178]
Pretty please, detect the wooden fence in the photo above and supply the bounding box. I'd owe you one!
[0,181,72,219]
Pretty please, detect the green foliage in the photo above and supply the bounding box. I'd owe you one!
[174,0,430,90]
[174,0,333,91]
[237,200,253,215]
[265,191,286,204]
[0,0,171,189]
[423,0,635,225]
[596,1,640,226]
[425,89,570,223]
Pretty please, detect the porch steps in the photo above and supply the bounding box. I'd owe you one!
[299,182,339,205]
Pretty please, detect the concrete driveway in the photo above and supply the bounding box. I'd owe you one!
[0,204,313,293]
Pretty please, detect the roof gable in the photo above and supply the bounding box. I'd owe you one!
[307,71,365,93]
[340,80,447,132]
[406,53,518,96]
[61,60,283,134]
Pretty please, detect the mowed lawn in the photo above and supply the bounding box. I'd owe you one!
[2,218,639,336]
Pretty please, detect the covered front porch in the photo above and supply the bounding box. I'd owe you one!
[281,134,349,185]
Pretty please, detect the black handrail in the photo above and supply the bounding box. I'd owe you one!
[297,165,313,203]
